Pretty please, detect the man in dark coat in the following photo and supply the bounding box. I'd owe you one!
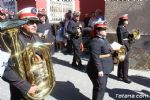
[37,9,55,55]
[0,8,38,100]
[116,14,131,83]
[67,11,84,70]
[7,7,43,100]
[87,22,114,100]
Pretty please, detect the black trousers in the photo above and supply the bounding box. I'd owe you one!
[72,48,82,65]
[66,39,73,53]
[117,52,129,78]
[71,37,82,66]
[87,71,108,100]
[10,85,27,100]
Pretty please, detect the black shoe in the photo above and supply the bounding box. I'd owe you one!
[117,77,123,81]
[78,63,84,67]
[72,62,77,67]
[77,64,86,72]
[123,78,131,83]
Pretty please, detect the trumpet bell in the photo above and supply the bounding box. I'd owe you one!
[130,29,141,40]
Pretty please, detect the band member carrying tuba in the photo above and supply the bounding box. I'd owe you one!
[116,14,132,83]
[0,7,55,100]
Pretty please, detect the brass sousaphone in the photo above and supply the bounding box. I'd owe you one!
[0,19,55,100]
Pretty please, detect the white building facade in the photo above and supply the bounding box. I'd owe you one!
[47,0,75,23]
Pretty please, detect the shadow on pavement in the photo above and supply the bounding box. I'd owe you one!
[109,74,150,88]
[52,57,87,73]
[52,57,71,67]
[130,75,150,88]
[106,88,150,100]
[141,90,150,96]
[50,81,90,100]
[109,74,120,81]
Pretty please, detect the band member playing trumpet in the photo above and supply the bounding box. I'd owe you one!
[116,14,131,83]
[87,22,114,100]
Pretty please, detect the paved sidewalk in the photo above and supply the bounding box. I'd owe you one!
[0,52,150,100]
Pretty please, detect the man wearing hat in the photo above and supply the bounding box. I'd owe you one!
[116,14,131,83]
[0,7,7,20]
[67,11,85,71]
[37,8,55,55]
[87,22,114,100]
[8,7,43,100]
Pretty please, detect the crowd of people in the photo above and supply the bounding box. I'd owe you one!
[0,6,134,100]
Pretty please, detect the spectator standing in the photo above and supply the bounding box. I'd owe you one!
[55,21,65,52]
[67,11,84,70]
[88,9,105,28]
[63,10,73,54]
[37,8,55,55]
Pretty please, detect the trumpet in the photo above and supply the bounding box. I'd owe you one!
[129,29,141,42]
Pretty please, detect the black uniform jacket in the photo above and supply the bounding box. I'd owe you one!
[37,21,54,43]
[117,25,130,51]
[87,35,114,74]
[67,19,82,39]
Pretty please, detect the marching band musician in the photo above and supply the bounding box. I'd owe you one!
[116,14,131,83]
[0,7,38,100]
[8,7,43,100]
[87,22,114,100]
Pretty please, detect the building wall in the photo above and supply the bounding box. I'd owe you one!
[35,0,47,10]
[105,0,150,34]
[16,0,36,11]
[78,0,105,20]
[74,0,80,11]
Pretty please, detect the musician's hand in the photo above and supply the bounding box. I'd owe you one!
[81,47,84,52]
[98,71,104,77]
[28,84,38,94]
[80,43,84,52]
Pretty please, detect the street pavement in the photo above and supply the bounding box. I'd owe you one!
[0,52,150,100]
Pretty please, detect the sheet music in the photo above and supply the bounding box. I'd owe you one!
[110,41,122,50]
[0,50,11,77]
[44,30,49,36]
